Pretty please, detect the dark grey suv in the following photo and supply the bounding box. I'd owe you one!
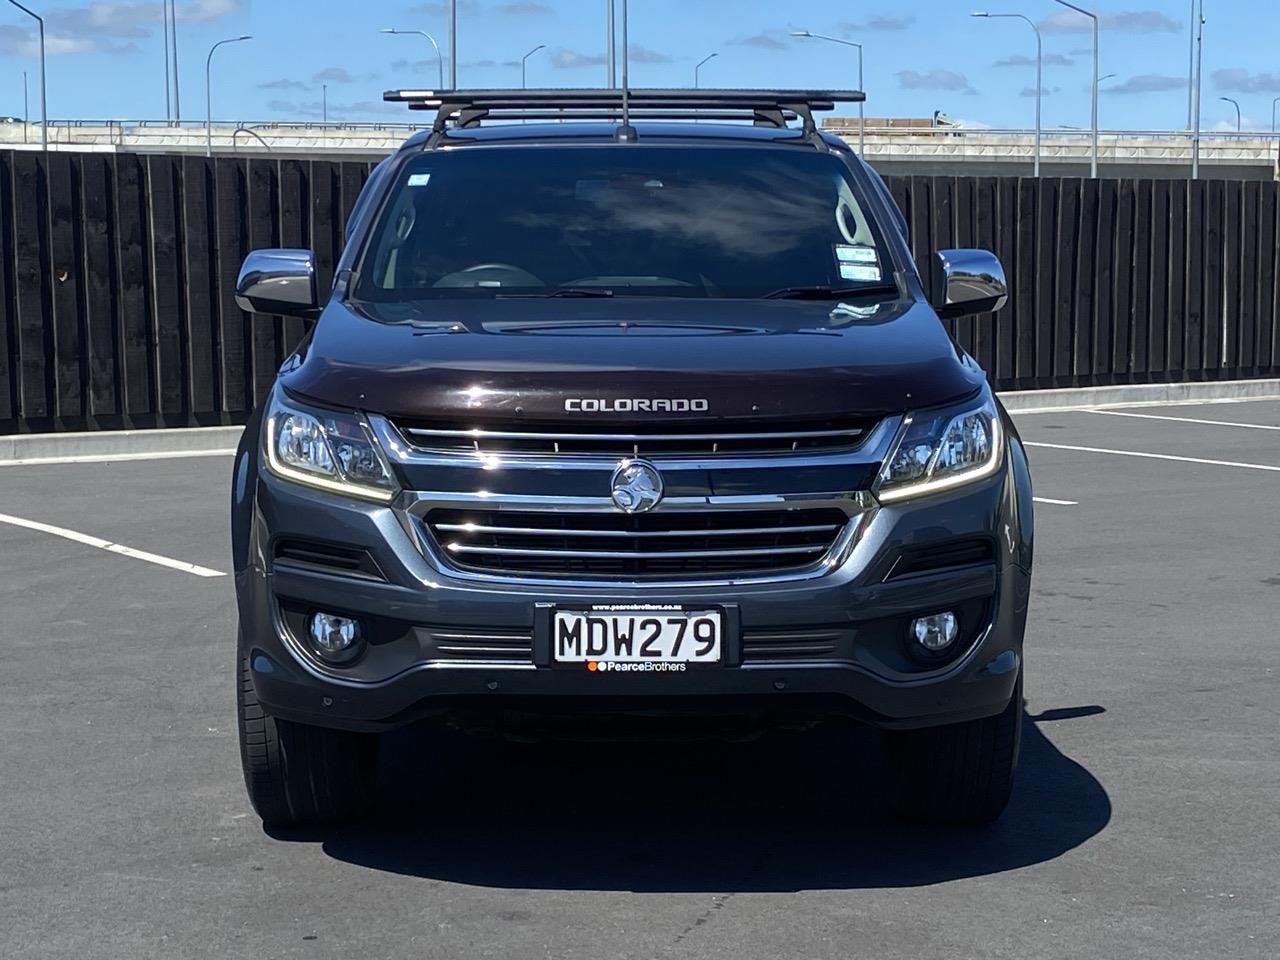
[231,90,1033,829]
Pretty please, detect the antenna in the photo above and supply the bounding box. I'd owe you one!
[616,0,636,141]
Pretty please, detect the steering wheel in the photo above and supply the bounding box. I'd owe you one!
[433,263,544,288]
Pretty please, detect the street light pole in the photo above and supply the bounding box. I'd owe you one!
[322,84,328,124]
[607,0,615,87]
[163,0,171,121]
[22,70,28,144]
[694,52,718,89]
[1218,95,1240,132]
[5,1,46,152]
[972,12,1042,177]
[206,36,252,157]
[170,0,181,122]
[522,43,546,89]
[448,0,456,89]
[1186,0,1196,128]
[791,31,864,155]
[1192,0,1204,178]
[381,29,444,90]
[1272,96,1280,179]
[1052,0,1098,178]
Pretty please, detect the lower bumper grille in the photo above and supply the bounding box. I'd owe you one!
[742,628,851,663]
[424,508,850,579]
[425,627,533,663]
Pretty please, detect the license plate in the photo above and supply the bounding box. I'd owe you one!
[552,605,723,670]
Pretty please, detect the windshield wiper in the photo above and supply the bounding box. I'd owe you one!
[762,283,898,300]
[497,287,615,299]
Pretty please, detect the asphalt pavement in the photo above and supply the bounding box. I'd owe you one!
[1,398,1277,960]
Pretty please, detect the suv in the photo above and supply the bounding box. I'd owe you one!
[232,90,1033,829]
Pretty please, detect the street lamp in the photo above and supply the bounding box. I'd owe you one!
[972,12,1042,177]
[694,52,718,88]
[205,35,252,157]
[1219,95,1241,132]
[521,43,545,89]
[4,1,46,152]
[382,29,444,90]
[791,30,864,155]
[1052,0,1098,178]
[22,70,28,145]
[322,83,328,124]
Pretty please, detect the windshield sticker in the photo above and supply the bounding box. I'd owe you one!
[835,244,879,264]
[840,263,882,282]
[830,302,884,322]
[407,173,432,187]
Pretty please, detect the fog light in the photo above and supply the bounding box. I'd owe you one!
[309,612,362,663]
[910,612,959,652]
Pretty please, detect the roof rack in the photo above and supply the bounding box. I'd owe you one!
[381,88,866,140]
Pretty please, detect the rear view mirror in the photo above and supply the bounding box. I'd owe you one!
[930,249,1008,319]
[235,248,320,318]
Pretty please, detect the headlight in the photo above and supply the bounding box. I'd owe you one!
[876,392,1003,503]
[264,391,398,502]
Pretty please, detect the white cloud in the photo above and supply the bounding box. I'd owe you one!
[1038,9,1180,34]
[549,48,607,69]
[1213,69,1280,94]
[898,69,977,95]
[0,0,241,56]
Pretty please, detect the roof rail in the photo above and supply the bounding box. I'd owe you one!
[382,88,866,140]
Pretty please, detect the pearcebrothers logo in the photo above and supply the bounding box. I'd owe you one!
[586,661,688,673]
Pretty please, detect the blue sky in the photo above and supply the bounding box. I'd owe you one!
[1,1,1277,131]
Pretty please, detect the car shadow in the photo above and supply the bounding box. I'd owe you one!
[293,708,1110,892]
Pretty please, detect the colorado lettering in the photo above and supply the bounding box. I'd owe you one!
[564,398,710,413]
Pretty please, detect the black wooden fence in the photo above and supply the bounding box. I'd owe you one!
[0,148,1277,434]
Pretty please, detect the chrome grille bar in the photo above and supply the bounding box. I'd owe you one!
[443,544,828,559]
[433,522,843,538]
[424,506,851,579]
[404,426,866,443]
[393,416,879,460]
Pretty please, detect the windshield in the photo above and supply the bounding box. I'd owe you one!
[355,144,896,301]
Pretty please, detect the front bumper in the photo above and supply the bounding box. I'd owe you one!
[234,434,1033,733]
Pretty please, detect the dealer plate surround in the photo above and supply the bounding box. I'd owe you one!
[552,604,724,669]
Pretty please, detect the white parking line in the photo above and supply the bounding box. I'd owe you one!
[0,449,237,468]
[1033,497,1078,506]
[1087,409,1280,431]
[0,512,227,578]
[1012,394,1280,414]
[1025,441,1280,473]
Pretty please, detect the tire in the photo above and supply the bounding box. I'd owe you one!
[237,638,377,828]
[881,672,1023,827]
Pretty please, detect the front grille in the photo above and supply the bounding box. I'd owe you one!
[395,416,877,459]
[425,508,850,579]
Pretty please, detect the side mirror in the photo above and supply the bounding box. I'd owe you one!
[235,248,320,318]
[930,248,1008,319]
